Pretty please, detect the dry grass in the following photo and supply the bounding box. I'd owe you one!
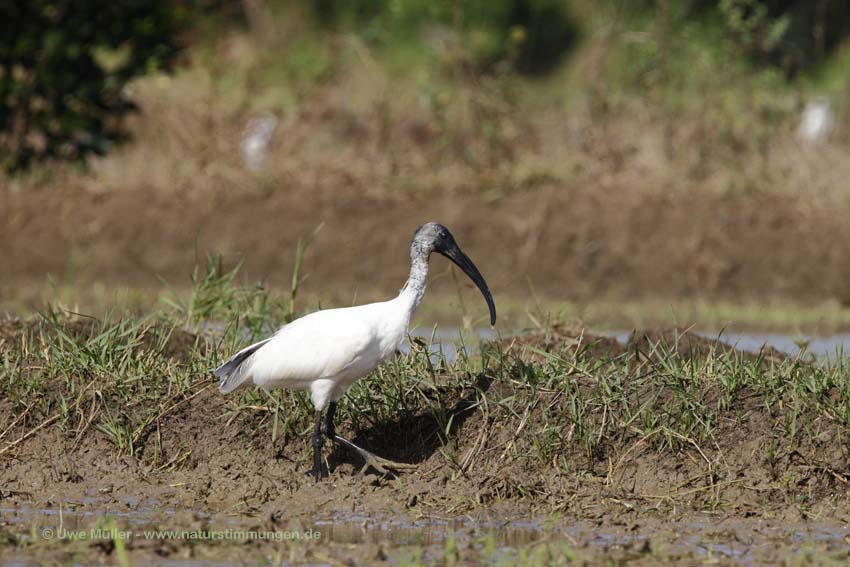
[9,13,841,209]
[6,13,850,317]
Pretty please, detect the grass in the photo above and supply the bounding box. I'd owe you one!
[8,279,850,335]
[4,260,850,507]
[0,307,207,463]
[2,260,850,567]
[4,305,850,564]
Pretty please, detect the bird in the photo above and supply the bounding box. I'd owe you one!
[213,222,496,480]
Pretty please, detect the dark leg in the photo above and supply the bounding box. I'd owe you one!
[322,401,337,438]
[320,400,415,475]
[311,409,324,481]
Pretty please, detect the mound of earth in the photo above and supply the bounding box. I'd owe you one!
[1,318,849,530]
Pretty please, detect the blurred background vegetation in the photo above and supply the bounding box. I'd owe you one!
[3,0,850,172]
[4,0,850,327]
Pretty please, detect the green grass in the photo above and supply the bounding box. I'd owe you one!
[5,271,850,567]
[8,281,850,335]
[3,260,850,508]
[0,307,207,463]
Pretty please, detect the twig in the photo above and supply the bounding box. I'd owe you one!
[0,414,60,456]
[0,405,32,444]
[639,478,746,500]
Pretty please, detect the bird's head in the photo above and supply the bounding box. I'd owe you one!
[411,222,452,257]
[411,222,497,326]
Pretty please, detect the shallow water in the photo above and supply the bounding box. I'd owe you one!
[602,330,850,360]
[404,327,850,363]
[400,326,497,363]
[4,501,850,566]
[701,331,850,360]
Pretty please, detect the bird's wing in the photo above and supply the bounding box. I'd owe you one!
[248,308,381,387]
[213,337,272,378]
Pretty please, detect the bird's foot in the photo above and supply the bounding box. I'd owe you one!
[309,465,327,482]
[358,453,418,476]
[331,434,416,475]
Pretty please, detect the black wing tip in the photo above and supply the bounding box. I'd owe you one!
[212,338,271,379]
[212,357,240,378]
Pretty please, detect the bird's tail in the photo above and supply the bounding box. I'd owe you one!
[213,338,271,394]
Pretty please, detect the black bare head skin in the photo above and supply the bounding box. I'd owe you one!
[410,222,497,325]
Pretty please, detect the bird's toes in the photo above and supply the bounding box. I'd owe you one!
[364,455,416,475]
[309,467,328,482]
[370,462,389,475]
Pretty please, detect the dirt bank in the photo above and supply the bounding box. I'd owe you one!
[2,318,850,524]
[4,179,850,309]
[4,317,850,564]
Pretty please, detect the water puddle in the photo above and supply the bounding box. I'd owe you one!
[401,327,497,364]
[3,503,849,566]
[313,512,542,547]
[403,327,850,364]
[700,331,850,359]
[602,330,850,360]
[1,499,182,528]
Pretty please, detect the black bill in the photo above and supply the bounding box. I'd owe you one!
[439,244,497,326]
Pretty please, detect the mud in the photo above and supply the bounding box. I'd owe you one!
[4,505,850,565]
[4,162,850,311]
[3,321,850,564]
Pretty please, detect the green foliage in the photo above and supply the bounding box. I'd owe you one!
[304,0,850,79]
[0,0,184,171]
[719,0,790,62]
[161,225,319,343]
[310,0,578,74]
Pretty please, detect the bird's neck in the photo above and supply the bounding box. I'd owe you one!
[398,253,429,315]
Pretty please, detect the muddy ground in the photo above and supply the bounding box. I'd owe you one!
[3,320,850,564]
[4,176,850,311]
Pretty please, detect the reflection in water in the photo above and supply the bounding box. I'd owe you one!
[4,503,850,567]
[313,514,541,548]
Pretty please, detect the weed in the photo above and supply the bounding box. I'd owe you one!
[3,261,850,513]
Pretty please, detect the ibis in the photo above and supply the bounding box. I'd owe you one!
[214,222,496,479]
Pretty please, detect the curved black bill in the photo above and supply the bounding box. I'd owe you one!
[439,244,497,326]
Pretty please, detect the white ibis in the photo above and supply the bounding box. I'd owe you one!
[214,222,496,479]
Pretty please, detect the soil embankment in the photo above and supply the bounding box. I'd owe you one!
[3,180,850,306]
[1,319,849,524]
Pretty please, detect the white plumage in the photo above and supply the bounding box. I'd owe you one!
[214,222,496,478]
[219,291,415,410]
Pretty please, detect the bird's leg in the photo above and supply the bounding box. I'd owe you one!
[322,401,338,438]
[321,401,416,475]
[311,409,325,481]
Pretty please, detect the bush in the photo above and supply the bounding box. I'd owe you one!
[0,0,184,171]
[311,0,578,75]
